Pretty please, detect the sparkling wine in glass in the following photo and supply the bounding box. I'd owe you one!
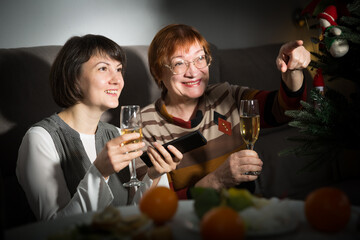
[240,99,261,176]
[120,105,143,187]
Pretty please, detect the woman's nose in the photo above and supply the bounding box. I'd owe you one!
[110,71,123,84]
[184,62,199,77]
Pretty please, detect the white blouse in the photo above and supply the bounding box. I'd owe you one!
[16,126,169,220]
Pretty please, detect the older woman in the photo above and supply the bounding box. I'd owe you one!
[16,34,177,220]
[140,24,310,199]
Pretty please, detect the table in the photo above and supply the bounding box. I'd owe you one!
[5,200,360,240]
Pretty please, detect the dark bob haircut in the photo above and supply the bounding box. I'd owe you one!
[50,34,126,108]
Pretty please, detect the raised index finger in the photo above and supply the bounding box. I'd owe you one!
[281,40,303,55]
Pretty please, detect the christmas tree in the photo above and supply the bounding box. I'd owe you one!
[280,0,360,172]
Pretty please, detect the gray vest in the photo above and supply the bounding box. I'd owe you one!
[34,114,130,206]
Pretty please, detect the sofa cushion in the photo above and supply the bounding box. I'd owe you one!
[218,44,284,90]
[217,43,313,93]
[0,46,62,228]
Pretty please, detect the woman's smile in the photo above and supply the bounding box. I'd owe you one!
[182,79,201,87]
[104,89,119,96]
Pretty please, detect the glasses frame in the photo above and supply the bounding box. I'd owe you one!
[164,55,212,75]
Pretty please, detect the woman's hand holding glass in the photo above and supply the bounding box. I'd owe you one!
[208,150,262,189]
[146,142,183,180]
[94,133,145,180]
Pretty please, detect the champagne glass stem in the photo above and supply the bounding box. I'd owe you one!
[123,158,142,188]
[244,142,260,176]
[129,159,138,180]
[247,143,254,150]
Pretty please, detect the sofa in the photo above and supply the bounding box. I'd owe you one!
[0,43,355,230]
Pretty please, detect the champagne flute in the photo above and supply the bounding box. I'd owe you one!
[240,99,261,176]
[120,105,143,187]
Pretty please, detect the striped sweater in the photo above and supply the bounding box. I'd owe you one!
[139,81,306,199]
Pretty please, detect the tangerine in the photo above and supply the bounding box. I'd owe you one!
[139,186,178,225]
[305,187,351,232]
[200,206,245,240]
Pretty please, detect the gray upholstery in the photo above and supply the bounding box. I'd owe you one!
[0,43,348,229]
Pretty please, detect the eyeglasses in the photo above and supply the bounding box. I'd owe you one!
[164,55,212,75]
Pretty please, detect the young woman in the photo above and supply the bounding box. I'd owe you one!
[140,24,310,199]
[16,34,181,220]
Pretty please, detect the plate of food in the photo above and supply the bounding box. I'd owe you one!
[185,188,300,237]
[48,206,153,240]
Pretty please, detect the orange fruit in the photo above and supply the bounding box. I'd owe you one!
[305,187,351,232]
[200,206,245,240]
[139,186,178,225]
